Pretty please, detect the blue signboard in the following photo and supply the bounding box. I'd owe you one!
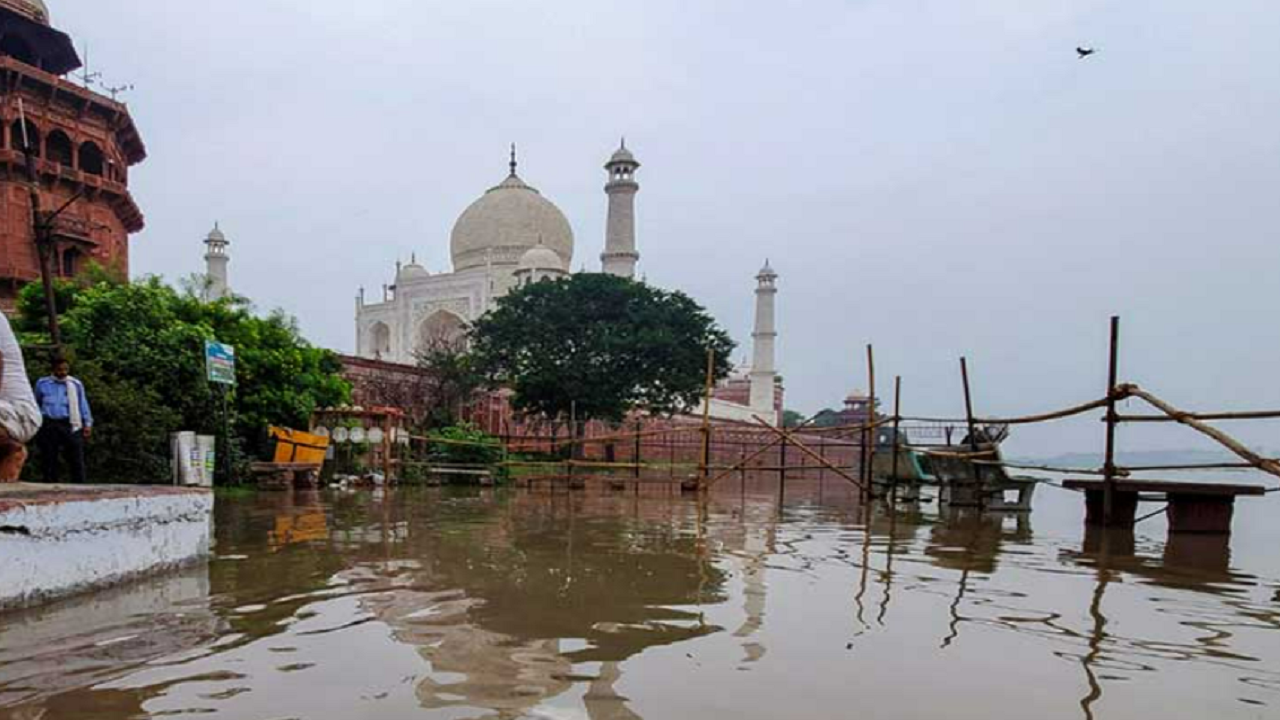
[205,340,237,385]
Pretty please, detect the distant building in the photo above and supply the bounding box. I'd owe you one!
[355,143,636,360]
[829,390,880,428]
[0,0,147,309]
[202,223,230,301]
[353,143,784,424]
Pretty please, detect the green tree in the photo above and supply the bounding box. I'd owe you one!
[811,409,843,428]
[16,274,350,483]
[415,334,484,428]
[470,274,735,428]
[782,410,806,428]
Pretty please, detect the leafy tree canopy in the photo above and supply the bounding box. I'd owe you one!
[782,410,806,428]
[470,274,735,423]
[15,272,350,482]
[810,409,843,428]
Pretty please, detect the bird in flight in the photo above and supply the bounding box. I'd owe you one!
[1077,46,1097,59]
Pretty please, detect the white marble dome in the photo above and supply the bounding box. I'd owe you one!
[0,0,49,24]
[518,243,564,272]
[450,173,574,272]
[397,261,430,282]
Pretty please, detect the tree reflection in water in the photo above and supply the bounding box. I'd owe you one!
[340,490,729,718]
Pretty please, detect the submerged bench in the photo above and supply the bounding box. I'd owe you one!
[1062,479,1266,534]
[251,462,322,490]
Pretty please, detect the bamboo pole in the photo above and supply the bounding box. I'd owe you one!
[1126,386,1280,479]
[1115,410,1280,423]
[699,349,715,487]
[866,345,877,500]
[960,357,984,509]
[569,401,578,485]
[898,396,1112,426]
[1118,462,1266,472]
[891,376,902,504]
[906,446,999,459]
[1102,316,1121,525]
[633,418,643,483]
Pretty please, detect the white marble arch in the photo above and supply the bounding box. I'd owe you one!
[417,309,469,353]
[367,321,392,359]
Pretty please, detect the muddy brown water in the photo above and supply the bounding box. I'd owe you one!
[1,477,1278,720]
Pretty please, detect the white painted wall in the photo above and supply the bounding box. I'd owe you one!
[0,489,214,609]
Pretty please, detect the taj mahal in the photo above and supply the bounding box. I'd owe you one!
[346,141,783,424]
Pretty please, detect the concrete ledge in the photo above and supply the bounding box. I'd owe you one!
[0,484,213,610]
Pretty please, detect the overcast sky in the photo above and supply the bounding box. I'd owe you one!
[55,0,1280,456]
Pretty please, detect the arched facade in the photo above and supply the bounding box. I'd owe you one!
[417,310,468,353]
[9,117,38,154]
[368,321,392,359]
[78,140,103,175]
[45,128,71,165]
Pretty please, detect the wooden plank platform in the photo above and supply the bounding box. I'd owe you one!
[1062,479,1266,496]
[1063,479,1266,534]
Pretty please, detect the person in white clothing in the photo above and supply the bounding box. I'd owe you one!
[0,312,42,482]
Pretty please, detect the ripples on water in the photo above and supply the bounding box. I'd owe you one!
[1,478,1277,720]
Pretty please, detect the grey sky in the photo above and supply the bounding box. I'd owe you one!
[56,0,1280,455]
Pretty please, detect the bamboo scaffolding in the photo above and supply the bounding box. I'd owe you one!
[752,416,867,490]
[701,413,828,490]
[1125,386,1280,480]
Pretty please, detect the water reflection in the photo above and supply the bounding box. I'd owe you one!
[0,564,220,718]
[345,491,727,718]
[0,482,1277,719]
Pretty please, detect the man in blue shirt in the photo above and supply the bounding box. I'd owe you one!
[34,356,93,484]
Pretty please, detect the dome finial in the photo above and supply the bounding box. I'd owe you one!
[509,143,518,177]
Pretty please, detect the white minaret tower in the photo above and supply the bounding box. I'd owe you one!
[203,223,230,301]
[602,139,640,278]
[749,261,779,424]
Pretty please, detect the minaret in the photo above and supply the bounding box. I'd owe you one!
[749,261,779,423]
[203,223,230,301]
[601,139,640,278]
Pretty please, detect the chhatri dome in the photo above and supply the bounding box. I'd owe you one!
[397,255,430,282]
[514,239,568,287]
[518,241,564,273]
[450,146,574,273]
[0,0,50,24]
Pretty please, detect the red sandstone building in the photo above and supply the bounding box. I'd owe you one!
[0,0,145,309]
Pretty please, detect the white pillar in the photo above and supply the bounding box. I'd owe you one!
[203,223,230,301]
[749,261,779,424]
[602,140,640,278]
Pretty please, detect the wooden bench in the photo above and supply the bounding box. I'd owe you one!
[1062,479,1266,534]
[424,467,494,486]
[251,462,322,490]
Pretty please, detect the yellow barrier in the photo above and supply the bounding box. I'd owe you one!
[270,427,330,465]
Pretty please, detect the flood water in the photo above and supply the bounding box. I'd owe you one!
[2,477,1278,720]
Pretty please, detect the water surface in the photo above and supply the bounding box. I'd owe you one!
[1,478,1278,720]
